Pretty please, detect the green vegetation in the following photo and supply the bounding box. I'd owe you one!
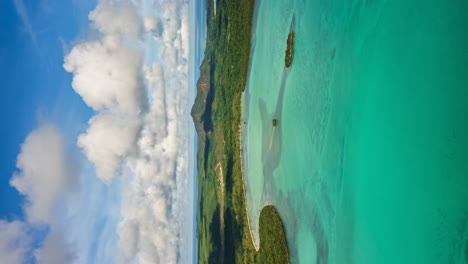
[256,206,290,264]
[285,32,294,67]
[191,0,290,263]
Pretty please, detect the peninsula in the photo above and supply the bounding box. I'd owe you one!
[191,0,290,263]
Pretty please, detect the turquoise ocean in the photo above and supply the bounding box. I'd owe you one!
[241,0,468,263]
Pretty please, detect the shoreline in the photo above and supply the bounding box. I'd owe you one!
[238,121,259,251]
[240,0,262,250]
[193,0,290,262]
[240,11,297,255]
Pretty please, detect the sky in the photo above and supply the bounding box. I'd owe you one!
[0,0,203,263]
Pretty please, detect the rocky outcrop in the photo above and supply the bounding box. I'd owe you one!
[285,32,294,67]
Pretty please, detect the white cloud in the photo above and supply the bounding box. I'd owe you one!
[114,2,192,260]
[0,220,32,264]
[64,39,145,113]
[143,15,162,35]
[117,106,180,263]
[5,0,199,262]
[78,113,141,183]
[180,5,190,61]
[118,1,192,262]
[89,1,143,39]
[144,62,165,86]
[65,0,193,263]
[64,0,146,113]
[4,124,78,264]
[34,227,76,264]
[10,124,78,223]
[154,1,190,78]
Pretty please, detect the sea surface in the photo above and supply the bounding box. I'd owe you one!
[242,0,468,263]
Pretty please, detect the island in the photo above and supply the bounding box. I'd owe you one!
[285,32,294,67]
[191,0,290,263]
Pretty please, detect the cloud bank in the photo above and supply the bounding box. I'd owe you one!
[64,0,192,263]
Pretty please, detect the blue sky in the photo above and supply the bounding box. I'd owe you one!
[0,0,199,263]
[0,0,95,221]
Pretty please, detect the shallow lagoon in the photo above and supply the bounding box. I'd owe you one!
[242,0,468,263]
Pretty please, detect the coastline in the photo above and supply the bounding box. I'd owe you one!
[192,0,290,262]
[240,11,296,253]
[197,0,468,263]
[239,110,259,251]
[239,0,262,249]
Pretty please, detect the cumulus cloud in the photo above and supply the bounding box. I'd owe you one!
[64,41,145,113]
[6,0,198,262]
[0,220,32,264]
[64,1,146,113]
[65,0,192,263]
[89,2,143,38]
[143,15,162,35]
[78,113,141,183]
[1,0,193,262]
[10,124,78,223]
[3,124,79,264]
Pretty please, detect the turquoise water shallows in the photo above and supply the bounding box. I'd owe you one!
[242,0,468,263]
